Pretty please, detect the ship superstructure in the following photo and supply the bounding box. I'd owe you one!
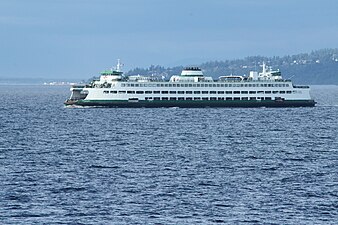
[65,60,316,107]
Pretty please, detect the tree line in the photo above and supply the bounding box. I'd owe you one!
[125,48,338,85]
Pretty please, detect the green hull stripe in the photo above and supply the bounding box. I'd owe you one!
[70,99,316,108]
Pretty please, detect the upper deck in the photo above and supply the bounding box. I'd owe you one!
[84,61,309,90]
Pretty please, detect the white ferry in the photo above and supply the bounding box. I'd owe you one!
[65,60,316,107]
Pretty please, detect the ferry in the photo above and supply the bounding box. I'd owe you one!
[65,60,316,107]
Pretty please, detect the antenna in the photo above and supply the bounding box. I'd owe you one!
[116,59,123,71]
[262,61,266,75]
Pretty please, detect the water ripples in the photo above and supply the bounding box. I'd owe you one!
[0,85,337,224]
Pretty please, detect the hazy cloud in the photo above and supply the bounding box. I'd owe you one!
[1,0,338,79]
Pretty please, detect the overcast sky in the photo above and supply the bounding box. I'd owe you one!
[1,0,338,79]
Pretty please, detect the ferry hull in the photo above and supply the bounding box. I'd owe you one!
[72,99,316,108]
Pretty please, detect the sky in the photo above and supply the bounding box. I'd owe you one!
[1,0,338,80]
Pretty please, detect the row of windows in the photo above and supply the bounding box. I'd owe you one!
[144,97,272,101]
[120,83,290,88]
[103,90,295,94]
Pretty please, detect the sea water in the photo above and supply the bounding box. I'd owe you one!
[0,85,337,224]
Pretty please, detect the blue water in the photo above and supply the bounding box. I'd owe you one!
[0,85,337,224]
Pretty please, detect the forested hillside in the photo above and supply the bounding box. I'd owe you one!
[126,49,338,85]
